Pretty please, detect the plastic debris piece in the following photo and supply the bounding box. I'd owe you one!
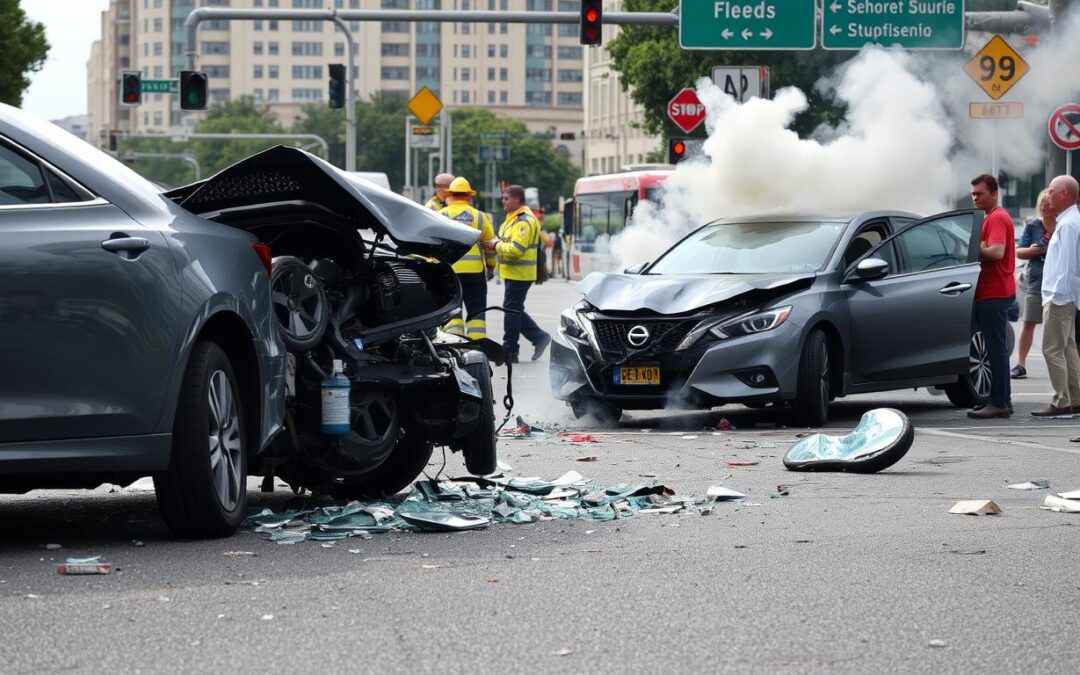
[66,556,103,564]
[928,639,947,648]
[1042,495,1080,513]
[784,409,913,473]
[553,648,574,656]
[261,614,274,621]
[563,434,597,443]
[1006,480,1050,490]
[726,460,759,467]
[638,505,683,514]
[768,491,788,499]
[948,500,1002,515]
[223,551,256,557]
[948,549,987,555]
[270,530,308,544]
[706,486,746,500]
[1058,489,1080,500]
[680,435,699,440]
[399,512,490,532]
[576,455,599,462]
[58,562,112,575]
[716,419,733,431]
[553,470,585,486]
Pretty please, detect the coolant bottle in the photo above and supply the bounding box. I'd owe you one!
[321,359,351,436]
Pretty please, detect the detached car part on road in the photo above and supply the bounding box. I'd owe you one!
[552,210,1001,426]
[0,103,498,538]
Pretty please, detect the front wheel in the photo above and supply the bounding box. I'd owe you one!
[791,329,830,427]
[330,428,434,500]
[461,358,497,476]
[944,329,991,408]
[156,341,248,539]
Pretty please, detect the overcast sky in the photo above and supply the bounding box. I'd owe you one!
[21,0,111,120]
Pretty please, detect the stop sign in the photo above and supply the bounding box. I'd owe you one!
[667,88,705,134]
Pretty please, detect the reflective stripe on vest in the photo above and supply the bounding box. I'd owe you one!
[497,211,541,281]
[442,203,487,274]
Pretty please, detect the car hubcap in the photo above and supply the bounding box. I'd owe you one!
[969,331,992,399]
[271,267,324,342]
[207,369,243,511]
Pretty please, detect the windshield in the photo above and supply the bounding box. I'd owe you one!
[648,220,846,274]
[574,190,634,251]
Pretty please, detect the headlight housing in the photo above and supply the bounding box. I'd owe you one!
[560,308,589,342]
[710,306,792,340]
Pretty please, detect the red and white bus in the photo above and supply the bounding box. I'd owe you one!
[566,166,673,280]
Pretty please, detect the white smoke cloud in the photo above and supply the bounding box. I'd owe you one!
[611,10,1080,270]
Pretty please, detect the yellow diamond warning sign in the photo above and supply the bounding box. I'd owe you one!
[964,35,1029,101]
[407,86,443,125]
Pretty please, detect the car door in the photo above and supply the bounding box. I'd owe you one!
[0,139,180,443]
[844,210,981,384]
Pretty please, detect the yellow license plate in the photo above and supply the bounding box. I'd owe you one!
[615,365,660,385]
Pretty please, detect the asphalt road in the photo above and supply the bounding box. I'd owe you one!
[3,278,1079,674]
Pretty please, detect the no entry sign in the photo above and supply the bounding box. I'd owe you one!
[1049,104,1080,151]
[667,88,705,134]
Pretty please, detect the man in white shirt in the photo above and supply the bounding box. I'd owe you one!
[1034,175,1080,417]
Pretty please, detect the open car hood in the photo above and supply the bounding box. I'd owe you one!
[578,271,816,315]
[165,146,478,261]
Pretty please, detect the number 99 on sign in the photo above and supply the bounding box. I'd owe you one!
[979,55,1016,90]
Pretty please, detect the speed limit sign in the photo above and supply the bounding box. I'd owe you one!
[964,35,1030,101]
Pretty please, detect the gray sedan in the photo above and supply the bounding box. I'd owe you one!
[551,209,994,426]
[0,103,286,537]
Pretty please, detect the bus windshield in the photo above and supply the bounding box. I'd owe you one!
[575,190,634,252]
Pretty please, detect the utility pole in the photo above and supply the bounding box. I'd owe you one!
[1047,0,1076,178]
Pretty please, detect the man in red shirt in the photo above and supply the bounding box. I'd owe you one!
[968,173,1016,419]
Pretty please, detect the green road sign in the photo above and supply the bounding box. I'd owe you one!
[141,79,178,94]
[822,0,965,50]
[679,0,816,50]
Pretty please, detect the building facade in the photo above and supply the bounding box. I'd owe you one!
[87,0,586,165]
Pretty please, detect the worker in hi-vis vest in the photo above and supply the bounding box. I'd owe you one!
[439,177,496,339]
[425,173,453,211]
[480,184,551,363]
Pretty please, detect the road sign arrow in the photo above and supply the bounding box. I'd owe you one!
[721,28,733,39]
[761,28,773,39]
[741,28,753,40]
[830,24,842,35]
[829,1,841,11]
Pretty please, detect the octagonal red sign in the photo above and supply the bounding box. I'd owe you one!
[667,88,705,134]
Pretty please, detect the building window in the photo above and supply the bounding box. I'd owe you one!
[461,90,470,104]
[416,66,439,80]
[153,17,162,32]
[558,69,582,83]
[268,41,279,55]
[334,42,344,56]
[254,41,263,55]
[254,65,264,78]
[416,44,439,57]
[268,20,278,31]
[488,90,496,104]
[488,22,495,34]
[500,22,507,34]
[499,68,508,81]
[292,41,323,56]
[487,45,495,58]
[382,22,407,32]
[500,90,508,103]
[558,46,582,59]
[291,88,323,102]
[204,64,230,78]
[526,0,550,8]
[154,111,163,126]
[153,65,163,78]
[558,92,582,106]
[292,0,320,6]
[292,20,323,32]
[269,65,279,78]
[201,42,229,55]
[526,45,551,59]
[268,88,280,101]
[461,22,471,34]
[526,68,551,82]
[381,67,409,80]
[557,0,578,9]
[254,20,262,30]
[525,91,551,106]
[462,68,471,81]
[527,24,552,36]
[500,44,508,58]
[558,24,580,37]
[382,43,408,56]
[209,87,230,101]
[487,68,495,81]
[292,65,323,79]
[204,20,228,30]
[462,45,471,58]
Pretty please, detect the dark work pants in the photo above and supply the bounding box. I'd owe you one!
[502,279,547,357]
[975,297,1014,407]
[459,272,487,322]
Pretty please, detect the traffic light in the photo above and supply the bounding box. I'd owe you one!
[120,71,142,106]
[328,63,346,109]
[668,137,689,164]
[580,0,602,46]
[108,130,118,152]
[179,70,209,111]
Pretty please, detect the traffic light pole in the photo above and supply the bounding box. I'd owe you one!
[329,15,356,174]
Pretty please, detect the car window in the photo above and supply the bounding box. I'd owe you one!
[0,142,95,205]
[647,220,846,274]
[842,222,889,269]
[892,215,973,274]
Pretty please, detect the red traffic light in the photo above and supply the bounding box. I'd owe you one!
[580,0,602,46]
[672,141,686,155]
[584,8,598,21]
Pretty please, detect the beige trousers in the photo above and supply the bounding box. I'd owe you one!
[1041,301,1080,408]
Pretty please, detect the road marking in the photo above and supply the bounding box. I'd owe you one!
[920,428,1080,456]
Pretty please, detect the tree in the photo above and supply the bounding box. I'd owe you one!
[0,0,49,107]
[608,0,853,141]
[450,108,579,213]
[191,96,286,176]
[355,92,409,191]
[293,104,346,168]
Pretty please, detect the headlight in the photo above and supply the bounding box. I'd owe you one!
[710,306,792,340]
[560,308,588,342]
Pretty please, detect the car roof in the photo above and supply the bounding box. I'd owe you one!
[707,209,921,226]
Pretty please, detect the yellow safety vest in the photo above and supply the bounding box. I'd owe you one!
[496,206,542,282]
[425,195,447,211]
[439,203,495,274]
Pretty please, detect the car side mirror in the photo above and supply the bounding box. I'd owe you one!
[852,257,889,281]
[623,261,649,275]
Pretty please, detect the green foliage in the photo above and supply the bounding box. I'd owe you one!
[354,92,409,191]
[607,0,853,141]
[116,136,198,189]
[191,96,285,175]
[0,0,49,107]
[450,108,579,213]
[294,104,346,168]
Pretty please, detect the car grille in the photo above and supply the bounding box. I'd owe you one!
[591,319,696,355]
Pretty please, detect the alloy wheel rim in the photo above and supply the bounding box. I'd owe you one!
[271,268,324,342]
[969,331,992,399]
[819,343,830,413]
[207,369,243,511]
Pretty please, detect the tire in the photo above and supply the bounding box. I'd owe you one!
[155,341,247,539]
[791,329,830,427]
[461,358,497,475]
[331,428,434,500]
[270,256,328,352]
[570,398,623,427]
[944,329,991,408]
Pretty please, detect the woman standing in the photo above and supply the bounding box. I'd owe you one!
[1012,189,1055,379]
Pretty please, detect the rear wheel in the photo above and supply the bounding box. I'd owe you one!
[791,329,830,427]
[156,341,247,538]
[944,329,991,408]
[460,358,497,475]
[331,428,434,500]
[570,398,622,427]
